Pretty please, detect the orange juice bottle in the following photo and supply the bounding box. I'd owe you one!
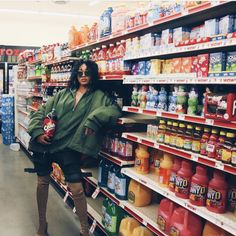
[203,221,231,236]
[119,217,140,236]
[159,153,173,187]
[135,144,150,174]
[150,149,163,175]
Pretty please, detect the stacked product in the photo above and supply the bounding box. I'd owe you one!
[1,95,15,145]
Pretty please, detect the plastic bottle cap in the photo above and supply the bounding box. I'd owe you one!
[109,44,114,47]
[220,131,226,136]
[173,122,179,127]
[212,129,218,134]
[167,121,173,125]
[102,45,107,49]
[226,132,235,138]
[159,120,166,124]
[179,123,186,128]
[195,126,202,131]
[187,124,193,129]
[204,127,210,132]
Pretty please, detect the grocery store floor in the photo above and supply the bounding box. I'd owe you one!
[0,141,95,236]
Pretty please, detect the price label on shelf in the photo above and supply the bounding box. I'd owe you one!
[191,154,198,162]
[73,207,76,213]
[63,192,69,203]
[215,162,224,170]
[89,219,97,234]
[142,221,147,226]
[178,114,185,121]
[92,187,100,199]
[156,110,162,117]
[205,119,214,126]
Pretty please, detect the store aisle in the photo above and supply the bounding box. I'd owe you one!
[0,143,88,236]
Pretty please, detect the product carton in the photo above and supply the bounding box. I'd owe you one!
[161,29,173,45]
[171,58,182,73]
[226,52,236,72]
[219,15,235,35]
[204,18,219,37]
[209,52,226,73]
[197,54,209,77]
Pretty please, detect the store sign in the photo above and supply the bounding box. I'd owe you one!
[0,45,38,63]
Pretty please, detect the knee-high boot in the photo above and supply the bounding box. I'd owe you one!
[68,182,89,236]
[36,175,50,236]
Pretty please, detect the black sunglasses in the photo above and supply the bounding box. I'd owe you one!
[78,70,91,77]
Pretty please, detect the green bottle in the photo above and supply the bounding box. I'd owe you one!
[102,198,109,226]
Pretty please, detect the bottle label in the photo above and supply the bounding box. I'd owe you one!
[114,176,127,197]
[206,187,226,210]
[164,133,170,145]
[169,226,180,236]
[128,191,135,203]
[159,169,170,186]
[169,172,177,190]
[105,215,117,233]
[157,132,165,143]
[170,135,177,146]
[184,138,192,150]
[157,215,166,231]
[227,188,236,212]
[222,148,232,163]
[43,118,56,138]
[232,151,236,165]
[175,176,190,196]
[192,140,201,152]
[154,159,161,168]
[176,136,185,148]
[107,171,115,191]
[189,182,207,205]
[200,141,207,155]
[206,143,216,153]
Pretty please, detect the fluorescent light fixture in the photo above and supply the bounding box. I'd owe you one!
[0,8,98,19]
[89,0,100,6]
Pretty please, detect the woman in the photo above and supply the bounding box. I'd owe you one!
[28,60,122,236]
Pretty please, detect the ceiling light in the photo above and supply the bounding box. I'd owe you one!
[53,0,69,4]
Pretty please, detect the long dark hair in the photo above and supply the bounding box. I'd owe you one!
[68,60,100,90]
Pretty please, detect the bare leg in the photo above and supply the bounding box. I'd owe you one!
[68,182,89,236]
[36,175,50,235]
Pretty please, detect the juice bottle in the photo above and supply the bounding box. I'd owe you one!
[221,132,235,164]
[215,130,226,161]
[115,169,129,200]
[98,45,107,75]
[128,179,152,207]
[183,124,193,151]
[105,200,124,236]
[164,121,173,145]
[169,157,182,192]
[102,198,109,226]
[207,129,219,159]
[149,149,162,175]
[192,126,203,153]
[107,165,119,194]
[157,199,177,234]
[169,122,179,147]
[159,153,174,187]
[98,159,110,187]
[203,221,230,236]
[176,123,186,149]
[157,120,166,143]
[189,165,209,206]
[106,44,114,74]
[169,207,203,236]
[175,160,193,199]
[206,170,228,213]
[227,176,236,212]
[119,217,140,236]
[134,144,150,175]
[132,226,154,236]
[231,142,236,166]
[200,127,211,156]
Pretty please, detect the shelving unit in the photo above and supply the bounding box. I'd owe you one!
[122,132,236,175]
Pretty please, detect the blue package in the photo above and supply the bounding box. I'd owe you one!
[219,15,235,34]
[204,18,219,37]
[209,52,226,73]
[145,61,151,75]
[226,52,236,72]
[138,61,146,75]
[210,35,226,41]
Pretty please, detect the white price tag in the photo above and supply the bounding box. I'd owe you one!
[178,114,185,121]
[92,187,100,199]
[89,219,97,234]
[156,110,162,117]
[73,207,76,213]
[205,119,214,126]
[63,192,69,203]
[155,143,160,149]
[215,162,224,170]
[212,0,220,6]
[191,154,198,162]
[142,221,147,226]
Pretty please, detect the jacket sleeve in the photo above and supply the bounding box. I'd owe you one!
[84,94,122,132]
[27,96,56,140]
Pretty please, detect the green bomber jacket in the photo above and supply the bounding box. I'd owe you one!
[27,88,122,157]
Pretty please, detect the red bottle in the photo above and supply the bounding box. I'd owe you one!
[169,158,182,192]
[200,127,211,156]
[175,161,193,199]
[43,108,57,139]
[189,165,209,206]
[227,176,236,212]
[206,170,228,213]
[215,130,226,161]
[206,129,219,158]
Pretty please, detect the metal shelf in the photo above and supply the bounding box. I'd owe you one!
[42,82,68,87]
[123,106,236,131]
[122,132,236,175]
[18,122,28,131]
[44,57,80,66]
[17,109,30,117]
[27,75,42,81]
[122,167,236,236]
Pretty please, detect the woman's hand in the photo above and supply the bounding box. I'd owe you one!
[37,134,51,145]
[84,127,95,136]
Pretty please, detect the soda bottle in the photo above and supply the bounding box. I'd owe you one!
[43,108,57,139]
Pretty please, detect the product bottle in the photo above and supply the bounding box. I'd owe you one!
[175,160,193,199]
[231,142,236,166]
[102,198,109,226]
[215,130,226,161]
[119,217,140,236]
[107,165,119,194]
[206,129,219,159]
[98,159,110,187]
[227,176,236,212]
[159,153,173,187]
[192,126,203,153]
[189,165,209,206]
[114,169,129,200]
[200,127,211,156]
[221,132,235,164]
[157,120,166,143]
[149,149,162,175]
[206,170,228,213]
[183,124,193,151]
[169,158,182,192]
[164,121,173,145]
[169,122,179,147]
[134,144,150,174]
[43,108,57,139]
[176,123,186,149]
